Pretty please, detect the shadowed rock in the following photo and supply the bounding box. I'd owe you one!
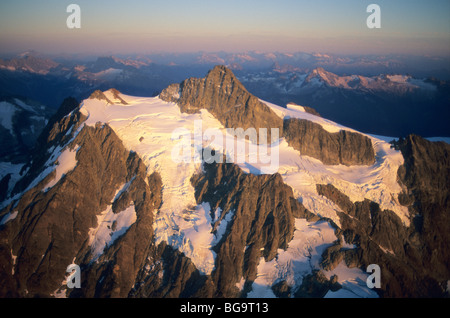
[161,65,375,166]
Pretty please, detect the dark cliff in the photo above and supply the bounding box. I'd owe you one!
[161,65,375,166]
[284,118,375,166]
[316,135,450,297]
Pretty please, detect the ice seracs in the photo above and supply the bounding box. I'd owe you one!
[78,88,411,296]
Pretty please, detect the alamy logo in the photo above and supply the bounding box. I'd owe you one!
[366,4,381,29]
[171,120,279,174]
[66,4,81,29]
[366,264,381,288]
[66,264,81,288]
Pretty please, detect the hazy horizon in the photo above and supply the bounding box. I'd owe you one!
[1,0,449,56]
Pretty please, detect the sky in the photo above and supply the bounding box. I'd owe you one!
[0,0,449,56]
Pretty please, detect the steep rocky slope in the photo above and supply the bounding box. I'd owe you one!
[0,66,448,298]
[160,65,284,143]
[190,159,320,297]
[161,65,375,165]
[283,118,375,166]
[317,135,450,297]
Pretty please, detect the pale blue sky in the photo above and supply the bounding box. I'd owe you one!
[0,0,449,55]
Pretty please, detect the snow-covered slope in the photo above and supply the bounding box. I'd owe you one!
[75,88,413,297]
[262,100,410,226]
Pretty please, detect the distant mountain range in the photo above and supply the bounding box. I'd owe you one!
[0,51,449,137]
[238,67,450,137]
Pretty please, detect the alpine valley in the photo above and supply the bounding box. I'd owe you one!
[0,65,449,299]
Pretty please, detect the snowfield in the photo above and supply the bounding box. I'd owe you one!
[88,201,137,262]
[43,145,79,192]
[75,89,412,297]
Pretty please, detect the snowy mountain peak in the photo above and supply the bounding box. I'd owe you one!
[304,67,336,86]
[1,66,449,299]
[0,54,59,74]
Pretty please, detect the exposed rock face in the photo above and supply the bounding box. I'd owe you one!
[161,65,375,166]
[191,159,319,297]
[10,98,85,198]
[284,118,375,166]
[129,241,214,298]
[396,135,450,293]
[160,66,283,142]
[160,65,283,142]
[294,270,341,298]
[317,135,450,300]
[0,97,226,298]
[0,98,325,298]
[89,90,113,104]
[0,118,153,296]
[0,90,333,298]
[0,101,168,297]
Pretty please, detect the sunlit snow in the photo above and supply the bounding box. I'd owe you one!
[43,146,79,191]
[78,89,411,294]
[88,202,137,262]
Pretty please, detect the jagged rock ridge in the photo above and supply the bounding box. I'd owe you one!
[160,65,375,166]
[190,159,321,297]
[284,118,375,166]
[161,65,284,143]
[317,135,450,297]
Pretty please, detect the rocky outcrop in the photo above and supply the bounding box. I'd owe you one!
[0,99,175,297]
[10,98,85,198]
[284,118,375,166]
[89,90,113,104]
[161,65,375,166]
[191,158,319,297]
[88,89,129,105]
[129,241,214,298]
[294,270,341,298]
[396,135,450,293]
[317,141,450,300]
[160,65,283,142]
[1,119,150,296]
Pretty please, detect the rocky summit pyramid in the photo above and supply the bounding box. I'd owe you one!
[0,66,449,298]
[161,65,375,165]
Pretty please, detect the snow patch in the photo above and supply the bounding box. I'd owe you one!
[212,208,234,246]
[14,98,37,113]
[11,249,17,275]
[235,277,246,291]
[0,101,17,134]
[0,211,18,226]
[177,202,216,275]
[88,203,137,262]
[43,146,79,191]
[264,99,410,226]
[263,99,344,133]
[323,262,379,298]
[248,219,337,297]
